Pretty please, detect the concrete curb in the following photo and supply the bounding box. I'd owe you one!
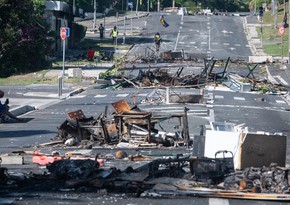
[68,87,86,97]
[10,105,36,117]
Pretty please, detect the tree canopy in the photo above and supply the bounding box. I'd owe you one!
[0,0,52,77]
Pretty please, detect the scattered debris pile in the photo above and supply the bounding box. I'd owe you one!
[55,100,190,148]
[103,57,286,95]
[1,151,290,201]
[223,163,290,194]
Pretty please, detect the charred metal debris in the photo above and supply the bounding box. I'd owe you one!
[101,57,286,94]
[2,151,290,200]
[55,100,190,148]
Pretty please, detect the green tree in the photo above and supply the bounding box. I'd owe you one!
[0,0,52,77]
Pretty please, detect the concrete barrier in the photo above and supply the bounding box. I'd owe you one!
[249,55,273,63]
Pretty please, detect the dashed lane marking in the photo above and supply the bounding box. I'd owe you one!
[234,97,245,101]
[94,94,107,98]
[214,95,224,99]
[136,93,148,96]
[116,94,129,97]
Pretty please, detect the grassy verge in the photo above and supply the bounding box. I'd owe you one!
[260,5,289,56]
[0,70,81,85]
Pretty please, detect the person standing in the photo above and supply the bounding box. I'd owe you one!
[99,23,105,39]
[110,26,118,45]
[154,32,162,52]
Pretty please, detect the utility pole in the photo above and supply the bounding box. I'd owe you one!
[136,0,139,15]
[157,0,160,11]
[93,0,96,32]
[131,6,133,34]
[123,15,126,44]
[274,0,278,29]
[254,0,257,15]
[115,12,118,47]
[147,0,149,12]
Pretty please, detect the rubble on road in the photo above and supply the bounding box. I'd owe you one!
[1,151,290,201]
[97,57,287,95]
[53,100,190,148]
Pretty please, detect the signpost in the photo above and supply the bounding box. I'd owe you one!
[279,25,285,59]
[128,2,133,34]
[59,27,70,97]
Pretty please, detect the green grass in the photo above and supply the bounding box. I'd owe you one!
[260,5,289,56]
[0,70,81,85]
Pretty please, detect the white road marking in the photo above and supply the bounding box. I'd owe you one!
[94,94,107,98]
[235,44,241,46]
[174,32,180,51]
[223,43,230,46]
[214,95,224,99]
[144,21,147,27]
[116,94,129,97]
[180,26,183,29]
[181,22,184,25]
[274,75,289,85]
[136,93,148,96]
[234,97,245,101]
[229,47,236,50]
[70,95,86,98]
[23,92,59,98]
[276,100,286,104]
[190,42,196,44]
[212,42,218,45]
[179,42,185,44]
[209,198,229,205]
[201,42,208,45]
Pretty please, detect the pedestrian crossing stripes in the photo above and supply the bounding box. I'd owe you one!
[93,93,148,98]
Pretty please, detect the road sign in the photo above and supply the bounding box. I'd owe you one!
[65,27,70,38]
[60,27,66,40]
[60,27,70,40]
[279,25,285,35]
[128,2,133,8]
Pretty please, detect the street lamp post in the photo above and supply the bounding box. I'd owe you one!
[93,0,96,31]
[147,0,149,13]
[136,0,139,15]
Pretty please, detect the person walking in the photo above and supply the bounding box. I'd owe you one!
[99,23,105,39]
[110,26,118,45]
[154,32,162,52]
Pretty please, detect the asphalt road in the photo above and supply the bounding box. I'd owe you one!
[1,12,290,205]
[127,12,252,61]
